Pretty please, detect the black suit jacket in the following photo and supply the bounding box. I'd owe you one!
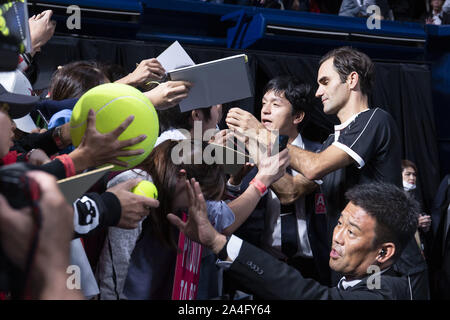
[228,241,412,300]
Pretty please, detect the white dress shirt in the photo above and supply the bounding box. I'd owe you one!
[262,133,313,259]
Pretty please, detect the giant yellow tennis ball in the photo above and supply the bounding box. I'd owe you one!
[131,180,158,199]
[70,83,159,171]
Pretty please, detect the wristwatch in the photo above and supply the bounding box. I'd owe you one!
[52,126,65,149]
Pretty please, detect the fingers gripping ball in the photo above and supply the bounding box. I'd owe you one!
[131,180,158,199]
[69,83,159,171]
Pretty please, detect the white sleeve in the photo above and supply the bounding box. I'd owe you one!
[215,235,243,269]
[226,235,243,261]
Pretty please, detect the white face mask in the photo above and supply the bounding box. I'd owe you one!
[403,180,416,191]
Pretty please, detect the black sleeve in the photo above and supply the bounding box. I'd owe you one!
[333,109,389,168]
[72,192,121,238]
[16,127,59,156]
[229,241,386,300]
[38,158,67,180]
[35,98,78,120]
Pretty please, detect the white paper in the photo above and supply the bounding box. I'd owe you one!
[13,114,37,133]
[168,54,253,112]
[157,41,195,73]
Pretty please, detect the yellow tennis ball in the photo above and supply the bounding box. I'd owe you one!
[131,180,158,199]
[69,83,159,171]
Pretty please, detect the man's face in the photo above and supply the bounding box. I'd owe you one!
[315,58,351,115]
[0,111,14,158]
[329,202,380,279]
[260,89,300,136]
[402,167,417,186]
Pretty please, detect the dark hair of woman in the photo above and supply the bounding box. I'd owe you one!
[137,139,225,249]
[49,60,109,100]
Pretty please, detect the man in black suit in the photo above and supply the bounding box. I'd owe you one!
[169,182,419,299]
[225,76,330,285]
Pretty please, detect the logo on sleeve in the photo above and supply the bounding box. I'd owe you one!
[73,196,100,234]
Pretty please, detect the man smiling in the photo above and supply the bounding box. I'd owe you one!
[169,181,419,300]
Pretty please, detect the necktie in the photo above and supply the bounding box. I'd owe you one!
[280,168,298,258]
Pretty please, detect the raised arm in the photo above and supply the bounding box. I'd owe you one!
[271,172,318,205]
[115,58,165,87]
[287,144,354,180]
[144,81,192,110]
[223,149,289,235]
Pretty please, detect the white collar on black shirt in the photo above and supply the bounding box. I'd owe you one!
[334,108,372,132]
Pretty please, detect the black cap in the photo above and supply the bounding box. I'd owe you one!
[0,84,39,119]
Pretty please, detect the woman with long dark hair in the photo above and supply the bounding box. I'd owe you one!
[97,139,230,299]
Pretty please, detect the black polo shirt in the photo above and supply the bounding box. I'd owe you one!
[319,108,426,281]
[321,108,402,227]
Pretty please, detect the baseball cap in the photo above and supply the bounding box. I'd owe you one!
[0,69,39,132]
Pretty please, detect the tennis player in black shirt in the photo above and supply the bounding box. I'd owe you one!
[284,46,429,299]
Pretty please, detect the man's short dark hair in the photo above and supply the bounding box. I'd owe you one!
[319,47,375,97]
[345,183,419,260]
[263,76,314,132]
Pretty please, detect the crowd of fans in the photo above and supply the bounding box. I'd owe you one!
[195,0,450,25]
[0,7,449,301]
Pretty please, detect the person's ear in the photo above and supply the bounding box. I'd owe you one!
[293,111,305,125]
[376,243,395,264]
[346,71,359,90]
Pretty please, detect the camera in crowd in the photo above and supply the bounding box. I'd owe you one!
[0,163,40,296]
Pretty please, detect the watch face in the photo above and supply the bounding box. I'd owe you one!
[53,127,64,148]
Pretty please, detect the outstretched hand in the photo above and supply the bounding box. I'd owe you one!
[167,178,227,254]
[144,81,192,110]
[69,109,146,172]
[226,107,265,132]
[29,10,56,56]
[255,148,290,187]
[107,178,160,229]
[116,58,166,87]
